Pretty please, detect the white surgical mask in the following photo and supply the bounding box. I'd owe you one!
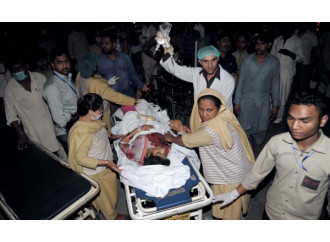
[91,113,102,120]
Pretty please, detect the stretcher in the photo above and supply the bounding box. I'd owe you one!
[111,100,213,220]
[0,125,100,220]
[124,156,213,220]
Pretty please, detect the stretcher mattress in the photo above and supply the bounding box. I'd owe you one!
[0,125,99,220]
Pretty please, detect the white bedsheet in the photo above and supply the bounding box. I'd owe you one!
[112,100,201,198]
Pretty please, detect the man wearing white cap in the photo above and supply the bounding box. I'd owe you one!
[160,44,235,111]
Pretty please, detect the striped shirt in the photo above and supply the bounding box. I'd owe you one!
[199,124,251,184]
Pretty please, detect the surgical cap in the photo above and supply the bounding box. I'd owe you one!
[79,54,98,79]
[197,45,220,60]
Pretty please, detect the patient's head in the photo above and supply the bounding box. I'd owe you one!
[144,147,170,166]
[144,154,170,166]
[147,147,167,160]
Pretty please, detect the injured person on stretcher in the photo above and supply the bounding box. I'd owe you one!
[111,100,201,198]
[119,124,171,166]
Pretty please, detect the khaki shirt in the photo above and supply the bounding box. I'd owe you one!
[242,131,330,219]
[4,72,60,152]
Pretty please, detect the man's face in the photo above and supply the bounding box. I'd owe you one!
[37,58,48,71]
[51,54,70,76]
[287,104,328,142]
[217,36,231,53]
[11,63,27,75]
[101,37,116,55]
[237,36,247,52]
[198,55,219,75]
[255,39,269,56]
[198,98,219,122]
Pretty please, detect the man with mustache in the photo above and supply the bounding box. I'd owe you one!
[217,31,238,87]
[234,33,280,152]
[43,47,78,153]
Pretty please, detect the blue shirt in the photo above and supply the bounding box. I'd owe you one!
[97,51,145,98]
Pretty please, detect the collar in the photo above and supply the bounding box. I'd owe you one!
[53,70,72,82]
[199,65,221,80]
[282,130,327,154]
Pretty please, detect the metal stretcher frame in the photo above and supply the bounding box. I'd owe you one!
[124,157,213,220]
[0,141,100,220]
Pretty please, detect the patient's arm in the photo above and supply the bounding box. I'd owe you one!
[119,124,154,146]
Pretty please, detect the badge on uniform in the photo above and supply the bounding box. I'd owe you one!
[301,175,320,190]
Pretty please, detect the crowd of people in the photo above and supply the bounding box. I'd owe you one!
[0,22,329,220]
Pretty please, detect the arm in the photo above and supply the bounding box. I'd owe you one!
[270,58,281,121]
[212,137,278,207]
[166,128,213,148]
[119,124,154,147]
[89,78,137,106]
[11,120,30,150]
[126,55,147,91]
[233,58,247,115]
[43,86,68,128]
[75,135,121,173]
[3,90,30,150]
[159,54,196,84]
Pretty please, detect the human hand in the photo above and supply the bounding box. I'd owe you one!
[170,120,184,132]
[234,104,240,115]
[270,106,279,121]
[108,133,125,140]
[141,83,150,93]
[108,76,120,85]
[106,160,123,173]
[17,132,30,150]
[211,189,240,207]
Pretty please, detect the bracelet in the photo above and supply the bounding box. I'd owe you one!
[127,133,132,139]
[105,160,108,166]
[138,125,142,133]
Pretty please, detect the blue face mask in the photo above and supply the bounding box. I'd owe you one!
[13,71,28,81]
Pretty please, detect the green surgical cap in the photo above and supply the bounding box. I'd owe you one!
[79,54,98,79]
[197,45,220,60]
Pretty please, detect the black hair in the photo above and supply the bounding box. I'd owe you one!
[198,95,222,109]
[101,29,117,43]
[255,32,273,44]
[235,31,249,42]
[49,47,69,63]
[289,91,327,118]
[66,93,103,132]
[8,51,28,70]
[217,31,231,41]
[144,155,170,166]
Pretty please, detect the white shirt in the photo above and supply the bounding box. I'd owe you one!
[296,29,318,65]
[160,56,235,111]
[271,34,304,76]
